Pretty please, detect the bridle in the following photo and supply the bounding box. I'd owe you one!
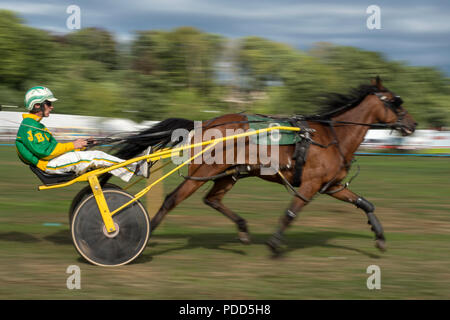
[372,92,409,131]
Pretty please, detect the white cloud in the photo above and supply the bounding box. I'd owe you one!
[377,5,450,33]
[130,1,364,20]
[391,18,450,33]
[38,25,70,34]
[0,1,64,15]
[114,32,134,43]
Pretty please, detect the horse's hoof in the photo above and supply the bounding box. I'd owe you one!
[266,240,281,256]
[266,236,284,257]
[375,239,387,252]
[238,232,251,244]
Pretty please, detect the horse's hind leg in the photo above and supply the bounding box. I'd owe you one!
[150,165,232,232]
[203,176,250,244]
[150,179,206,232]
[326,185,386,251]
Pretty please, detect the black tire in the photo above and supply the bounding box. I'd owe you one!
[69,183,121,224]
[71,188,150,267]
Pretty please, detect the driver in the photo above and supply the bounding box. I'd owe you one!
[16,86,150,182]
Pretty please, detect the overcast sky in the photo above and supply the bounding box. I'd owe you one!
[1,0,449,75]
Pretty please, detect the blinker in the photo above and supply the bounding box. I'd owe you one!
[393,96,403,107]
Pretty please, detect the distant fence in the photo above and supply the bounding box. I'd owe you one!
[355,152,450,157]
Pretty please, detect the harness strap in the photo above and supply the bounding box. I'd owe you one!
[181,164,262,181]
[319,162,360,194]
[277,170,311,203]
[289,118,311,187]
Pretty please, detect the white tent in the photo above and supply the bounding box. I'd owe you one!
[99,118,140,133]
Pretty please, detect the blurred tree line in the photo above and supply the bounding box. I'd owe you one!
[0,10,449,127]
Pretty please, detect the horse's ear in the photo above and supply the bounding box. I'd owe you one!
[371,76,384,90]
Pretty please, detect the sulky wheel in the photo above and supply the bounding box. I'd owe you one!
[69,183,121,224]
[71,187,150,267]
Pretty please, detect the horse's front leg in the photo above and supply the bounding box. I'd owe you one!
[326,185,386,251]
[266,181,319,255]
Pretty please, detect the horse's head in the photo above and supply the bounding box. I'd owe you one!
[370,76,417,136]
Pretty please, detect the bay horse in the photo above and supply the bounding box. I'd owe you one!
[108,77,417,254]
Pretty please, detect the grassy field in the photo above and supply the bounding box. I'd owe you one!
[0,146,449,299]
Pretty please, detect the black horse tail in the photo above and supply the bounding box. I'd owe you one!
[113,118,194,160]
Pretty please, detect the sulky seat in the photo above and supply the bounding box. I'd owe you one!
[29,165,77,185]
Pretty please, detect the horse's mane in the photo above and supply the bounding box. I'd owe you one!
[306,84,379,120]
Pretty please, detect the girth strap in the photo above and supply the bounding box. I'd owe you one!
[289,118,312,187]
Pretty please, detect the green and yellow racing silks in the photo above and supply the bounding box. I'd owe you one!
[15,114,74,170]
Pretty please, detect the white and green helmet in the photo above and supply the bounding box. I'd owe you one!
[24,86,58,111]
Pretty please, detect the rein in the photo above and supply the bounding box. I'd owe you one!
[305,118,400,129]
